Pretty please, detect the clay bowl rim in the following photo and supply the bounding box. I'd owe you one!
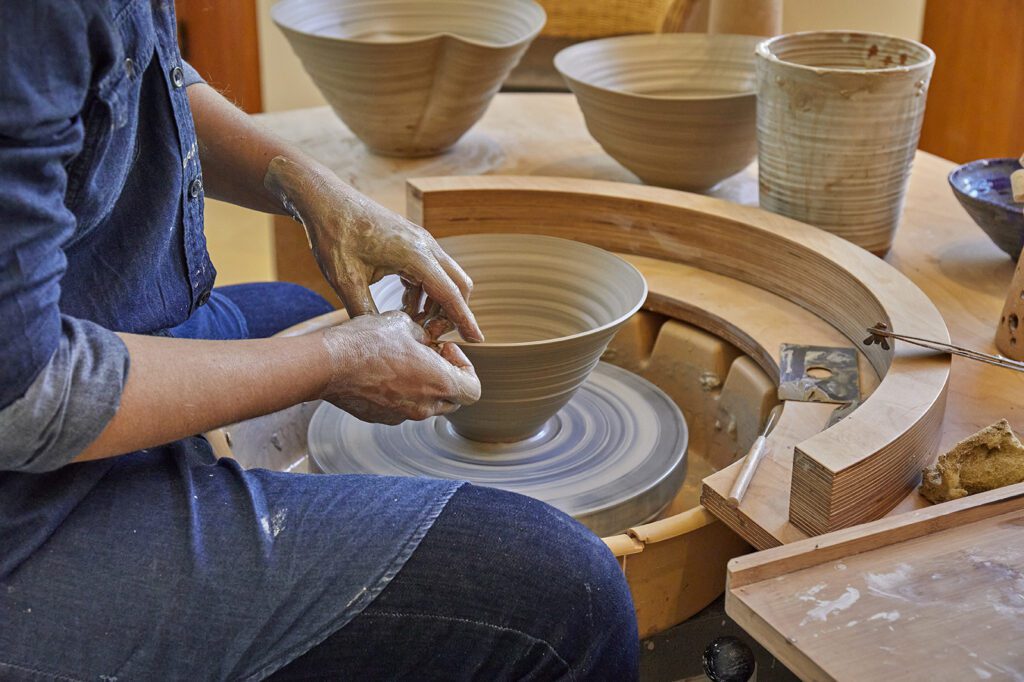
[947,157,1024,214]
[271,0,547,51]
[553,33,761,104]
[384,233,649,350]
[755,30,935,76]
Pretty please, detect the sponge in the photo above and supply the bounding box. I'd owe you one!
[920,419,1024,504]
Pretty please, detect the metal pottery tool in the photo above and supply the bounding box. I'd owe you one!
[728,344,864,508]
[727,404,782,507]
[866,322,1024,373]
[779,343,862,428]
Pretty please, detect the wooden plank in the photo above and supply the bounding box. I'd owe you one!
[727,483,1024,680]
[918,0,1024,163]
[176,0,263,113]
[407,175,950,539]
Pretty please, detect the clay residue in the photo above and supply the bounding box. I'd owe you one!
[920,420,1024,504]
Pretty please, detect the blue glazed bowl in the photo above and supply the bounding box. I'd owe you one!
[948,157,1024,260]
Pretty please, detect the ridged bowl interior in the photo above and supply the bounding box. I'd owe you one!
[373,234,648,442]
[272,0,545,157]
[554,33,761,191]
[949,158,1024,260]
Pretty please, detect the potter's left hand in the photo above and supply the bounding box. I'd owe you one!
[264,156,484,342]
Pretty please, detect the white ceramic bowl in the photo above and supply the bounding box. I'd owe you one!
[555,33,761,191]
[374,233,648,442]
[272,0,545,157]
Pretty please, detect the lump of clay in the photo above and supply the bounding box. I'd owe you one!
[920,419,1024,504]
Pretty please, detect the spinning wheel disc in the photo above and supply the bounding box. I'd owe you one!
[308,362,688,535]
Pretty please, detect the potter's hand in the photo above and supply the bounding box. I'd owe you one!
[264,156,484,342]
[321,311,481,425]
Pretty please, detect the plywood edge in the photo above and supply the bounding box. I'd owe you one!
[790,382,949,535]
[727,482,1024,590]
[408,175,951,540]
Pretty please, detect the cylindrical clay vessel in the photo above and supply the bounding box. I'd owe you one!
[755,31,935,255]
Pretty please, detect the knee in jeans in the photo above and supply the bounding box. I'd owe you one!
[449,485,638,666]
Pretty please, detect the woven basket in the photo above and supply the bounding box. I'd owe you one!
[538,0,692,38]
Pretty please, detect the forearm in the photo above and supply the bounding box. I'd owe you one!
[187,82,338,214]
[73,331,331,463]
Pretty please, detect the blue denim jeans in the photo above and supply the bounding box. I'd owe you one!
[271,484,640,681]
[1,282,638,679]
[166,281,336,339]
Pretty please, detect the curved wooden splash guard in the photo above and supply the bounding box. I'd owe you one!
[407,176,951,541]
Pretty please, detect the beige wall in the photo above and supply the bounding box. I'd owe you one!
[782,0,925,40]
[257,0,327,112]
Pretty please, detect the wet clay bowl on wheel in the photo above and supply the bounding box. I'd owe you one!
[554,33,761,192]
[373,233,648,443]
[949,158,1024,260]
[272,0,545,158]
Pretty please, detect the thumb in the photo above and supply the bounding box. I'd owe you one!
[439,342,482,404]
[336,275,379,318]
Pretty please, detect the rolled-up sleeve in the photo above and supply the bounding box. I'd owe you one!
[0,2,130,472]
[182,60,206,88]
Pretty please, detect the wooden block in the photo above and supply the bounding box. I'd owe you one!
[708,355,776,471]
[602,310,667,376]
[641,320,740,461]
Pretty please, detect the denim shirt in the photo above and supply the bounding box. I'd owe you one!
[0,0,214,471]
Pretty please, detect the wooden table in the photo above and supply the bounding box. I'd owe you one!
[259,93,1024,676]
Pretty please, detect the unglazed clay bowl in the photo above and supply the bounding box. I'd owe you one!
[373,234,647,443]
[949,158,1024,260]
[272,0,545,157]
[554,33,761,191]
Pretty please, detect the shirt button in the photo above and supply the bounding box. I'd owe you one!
[197,290,211,307]
[171,65,185,88]
[124,57,135,78]
[189,176,203,199]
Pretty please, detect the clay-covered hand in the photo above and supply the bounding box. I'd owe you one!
[264,156,483,342]
[319,311,481,425]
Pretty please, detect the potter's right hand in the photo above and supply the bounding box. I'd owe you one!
[320,311,481,425]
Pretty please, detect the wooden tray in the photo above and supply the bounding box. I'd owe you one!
[726,482,1024,681]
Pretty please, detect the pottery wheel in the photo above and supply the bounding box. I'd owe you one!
[308,362,688,536]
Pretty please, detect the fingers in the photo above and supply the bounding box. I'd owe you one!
[401,278,423,319]
[336,274,379,318]
[433,246,474,302]
[406,258,484,343]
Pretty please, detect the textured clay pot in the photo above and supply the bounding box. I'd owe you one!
[756,31,935,255]
[374,234,648,443]
[554,33,761,191]
[272,0,545,157]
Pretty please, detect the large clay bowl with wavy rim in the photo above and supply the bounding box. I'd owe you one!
[272,0,545,158]
[554,33,761,191]
[373,233,648,443]
[949,158,1024,260]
